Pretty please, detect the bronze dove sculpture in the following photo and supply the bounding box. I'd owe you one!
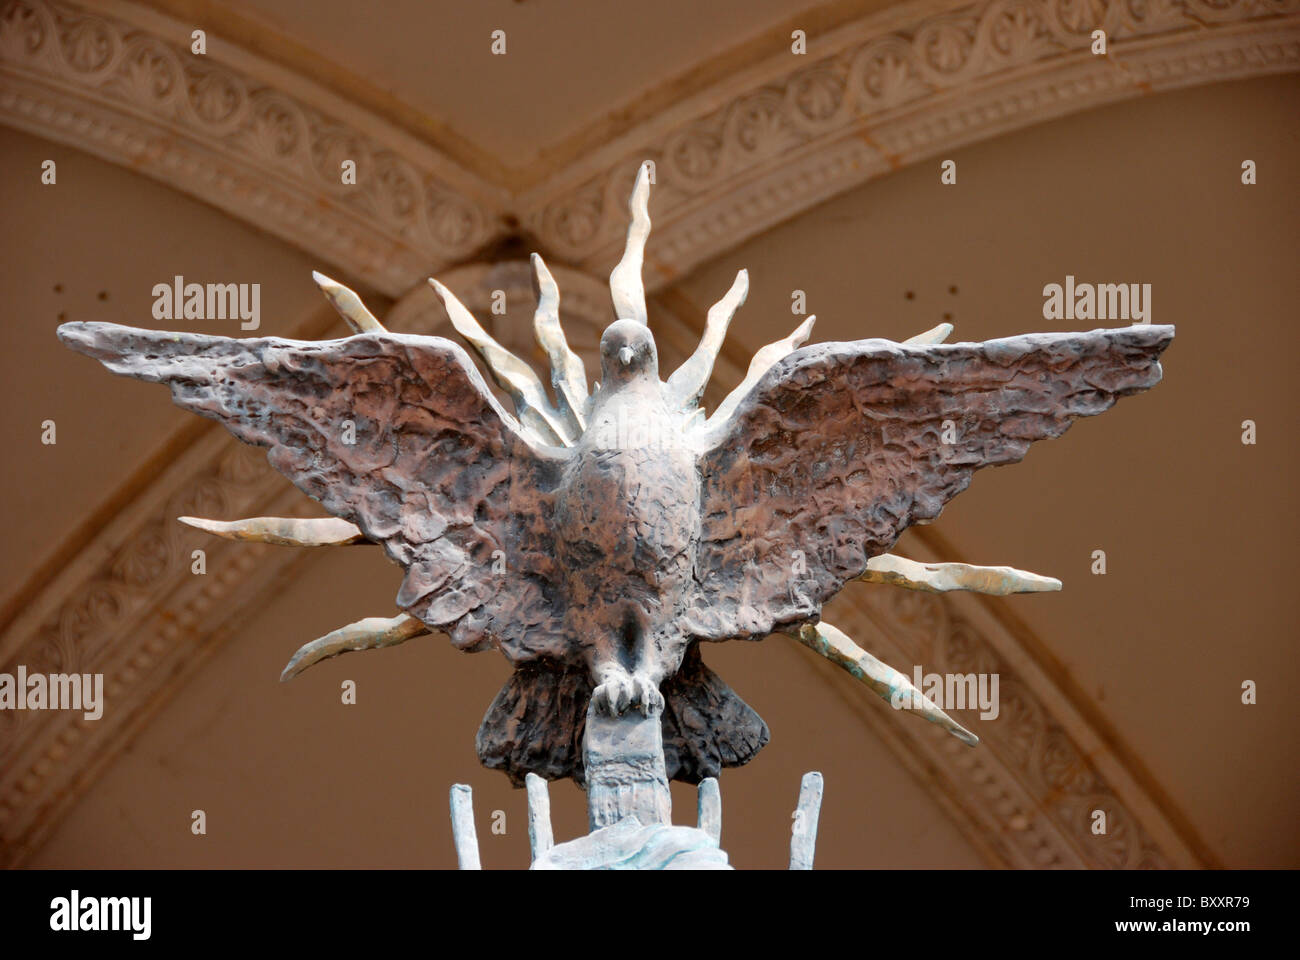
[57,162,1173,847]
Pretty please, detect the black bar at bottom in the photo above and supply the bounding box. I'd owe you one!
[0,868,1282,947]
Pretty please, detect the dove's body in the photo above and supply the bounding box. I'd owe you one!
[555,320,697,713]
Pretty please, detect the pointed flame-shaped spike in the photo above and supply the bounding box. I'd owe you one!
[665,269,748,409]
[179,515,369,546]
[530,253,587,435]
[903,322,954,345]
[312,271,386,334]
[428,277,573,447]
[609,161,653,326]
[859,553,1061,595]
[791,622,979,747]
[707,315,816,426]
[280,613,430,682]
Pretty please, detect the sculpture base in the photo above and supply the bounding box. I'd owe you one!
[531,817,730,870]
[583,700,672,831]
[449,705,825,869]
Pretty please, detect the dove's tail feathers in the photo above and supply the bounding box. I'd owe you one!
[477,660,591,787]
[659,643,770,783]
[476,645,769,788]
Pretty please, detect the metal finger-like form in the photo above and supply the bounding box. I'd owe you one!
[525,773,555,862]
[428,277,572,446]
[789,772,824,870]
[708,315,816,426]
[280,613,431,681]
[697,777,722,844]
[666,268,748,410]
[179,515,369,547]
[531,253,588,435]
[609,161,652,326]
[449,784,482,870]
[312,271,387,333]
[791,622,979,747]
[860,553,1061,595]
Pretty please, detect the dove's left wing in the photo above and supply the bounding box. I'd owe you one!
[687,325,1173,640]
[59,322,570,659]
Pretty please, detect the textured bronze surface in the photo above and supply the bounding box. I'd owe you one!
[689,327,1173,642]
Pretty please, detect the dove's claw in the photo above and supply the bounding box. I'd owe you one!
[592,669,664,717]
[630,673,664,715]
[592,671,636,716]
[630,675,646,714]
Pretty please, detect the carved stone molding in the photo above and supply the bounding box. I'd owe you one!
[2,0,1295,298]
[519,0,1300,285]
[0,431,322,866]
[0,0,505,297]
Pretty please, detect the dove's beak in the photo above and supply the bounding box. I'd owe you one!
[619,346,634,366]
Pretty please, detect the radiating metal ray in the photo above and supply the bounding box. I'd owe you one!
[428,277,572,446]
[312,271,386,334]
[666,269,748,409]
[531,253,587,434]
[707,315,815,426]
[280,613,430,681]
[791,622,979,747]
[179,515,368,546]
[609,161,653,326]
[904,322,953,345]
[859,553,1061,595]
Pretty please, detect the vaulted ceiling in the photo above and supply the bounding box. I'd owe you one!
[1,0,1296,869]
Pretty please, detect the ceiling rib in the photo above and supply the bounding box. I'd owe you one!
[1,0,1294,300]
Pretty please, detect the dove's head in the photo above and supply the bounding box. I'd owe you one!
[600,319,658,385]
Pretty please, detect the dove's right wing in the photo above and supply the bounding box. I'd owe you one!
[59,322,571,660]
[688,325,1173,641]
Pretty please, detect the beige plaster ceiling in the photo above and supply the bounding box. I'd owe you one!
[210,0,869,173]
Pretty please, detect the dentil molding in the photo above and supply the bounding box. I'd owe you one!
[521,0,1300,283]
[1,0,1296,297]
[0,0,506,297]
